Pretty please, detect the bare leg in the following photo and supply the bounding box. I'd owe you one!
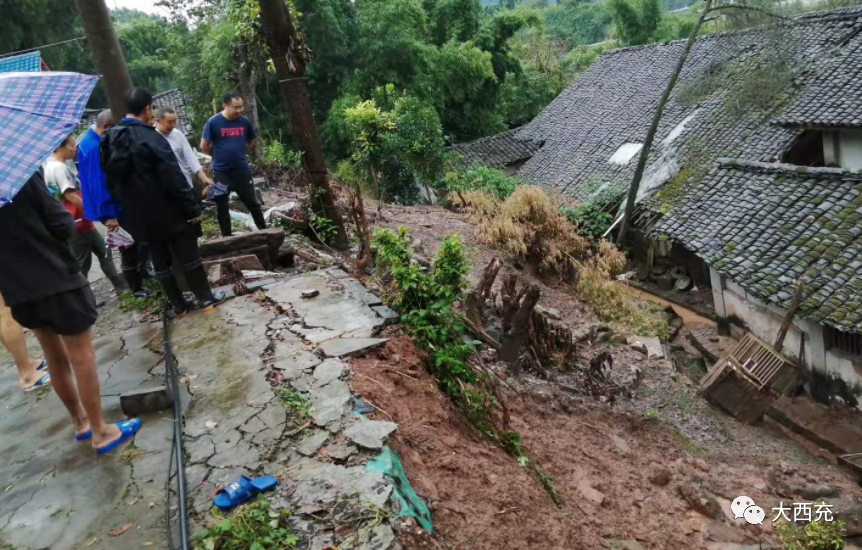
[33,329,88,434]
[61,329,120,449]
[0,298,41,388]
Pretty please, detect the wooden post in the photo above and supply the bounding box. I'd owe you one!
[74,0,133,121]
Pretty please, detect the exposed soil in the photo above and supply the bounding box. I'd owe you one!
[350,335,862,550]
[353,202,862,550]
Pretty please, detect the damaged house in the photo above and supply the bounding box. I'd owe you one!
[450,6,862,406]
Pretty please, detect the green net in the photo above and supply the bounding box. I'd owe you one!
[366,446,433,532]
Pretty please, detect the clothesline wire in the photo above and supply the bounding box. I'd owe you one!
[0,36,87,59]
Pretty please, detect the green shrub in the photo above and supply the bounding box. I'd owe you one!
[373,227,479,411]
[262,140,303,168]
[440,163,519,201]
[561,187,622,239]
[776,517,846,550]
[373,226,561,506]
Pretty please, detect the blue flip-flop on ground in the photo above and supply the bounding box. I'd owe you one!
[213,475,278,510]
[36,358,47,371]
[75,429,92,441]
[95,418,142,454]
[24,373,51,392]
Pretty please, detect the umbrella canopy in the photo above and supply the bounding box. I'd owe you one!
[0,71,99,207]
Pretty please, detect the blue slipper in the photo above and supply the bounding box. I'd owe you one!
[24,373,51,392]
[37,358,47,371]
[75,429,92,441]
[95,418,141,454]
[214,475,278,510]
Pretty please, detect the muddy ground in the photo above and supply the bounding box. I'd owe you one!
[357,202,862,550]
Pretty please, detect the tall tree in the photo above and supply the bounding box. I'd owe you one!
[257,0,349,249]
[607,0,662,46]
[615,0,794,243]
[75,0,134,120]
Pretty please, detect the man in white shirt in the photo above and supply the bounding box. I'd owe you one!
[155,107,213,197]
[43,135,126,293]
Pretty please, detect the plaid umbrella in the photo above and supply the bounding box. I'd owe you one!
[0,71,99,207]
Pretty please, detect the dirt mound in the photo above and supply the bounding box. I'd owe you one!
[350,337,717,549]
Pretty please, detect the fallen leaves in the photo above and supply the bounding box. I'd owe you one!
[108,523,132,537]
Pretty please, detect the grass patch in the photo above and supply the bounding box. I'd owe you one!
[279,388,312,423]
[117,279,164,313]
[644,408,660,421]
[672,427,705,458]
[675,391,696,413]
[200,210,247,239]
[120,444,142,464]
[193,496,298,550]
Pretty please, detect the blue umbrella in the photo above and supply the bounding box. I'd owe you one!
[0,71,99,207]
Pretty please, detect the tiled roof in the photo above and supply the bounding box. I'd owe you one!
[446,129,541,168]
[152,88,193,135]
[653,159,862,334]
[774,32,862,128]
[79,88,193,136]
[0,51,42,73]
[508,6,862,202]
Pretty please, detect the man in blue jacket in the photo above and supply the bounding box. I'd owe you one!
[78,109,149,296]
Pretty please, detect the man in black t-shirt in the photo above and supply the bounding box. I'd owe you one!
[200,92,267,237]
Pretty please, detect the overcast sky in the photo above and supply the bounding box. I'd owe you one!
[108,0,171,16]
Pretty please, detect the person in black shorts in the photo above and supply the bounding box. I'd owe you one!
[0,171,141,453]
[200,92,267,237]
[101,87,226,315]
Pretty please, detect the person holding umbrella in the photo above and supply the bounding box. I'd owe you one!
[0,72,140,452]
[101,87,226,315]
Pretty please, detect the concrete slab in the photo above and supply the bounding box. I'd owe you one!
[345,420,398,449]
[320,338,389,358]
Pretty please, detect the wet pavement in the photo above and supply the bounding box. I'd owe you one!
[0,268,405,550]
[0,321,174,550]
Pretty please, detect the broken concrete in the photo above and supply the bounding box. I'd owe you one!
[320,338,389,358]
[345,421,398,450]
[297,431,329,457]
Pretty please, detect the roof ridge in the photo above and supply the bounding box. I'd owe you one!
[600,4,862,58]
[717,157,862,177]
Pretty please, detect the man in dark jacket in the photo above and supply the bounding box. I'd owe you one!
[78,109,149,296]
[100,87,225,314]
[0,172,141,452]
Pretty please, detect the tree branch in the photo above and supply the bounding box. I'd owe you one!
[706,4,797,23]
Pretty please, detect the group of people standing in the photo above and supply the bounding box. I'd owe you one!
[0,87,264,454]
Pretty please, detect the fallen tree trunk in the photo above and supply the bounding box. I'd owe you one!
[199,229,286,265]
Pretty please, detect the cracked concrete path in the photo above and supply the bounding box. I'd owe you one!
[1,268,407,550]
[173,269,404,550]
[0,322,175,550]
